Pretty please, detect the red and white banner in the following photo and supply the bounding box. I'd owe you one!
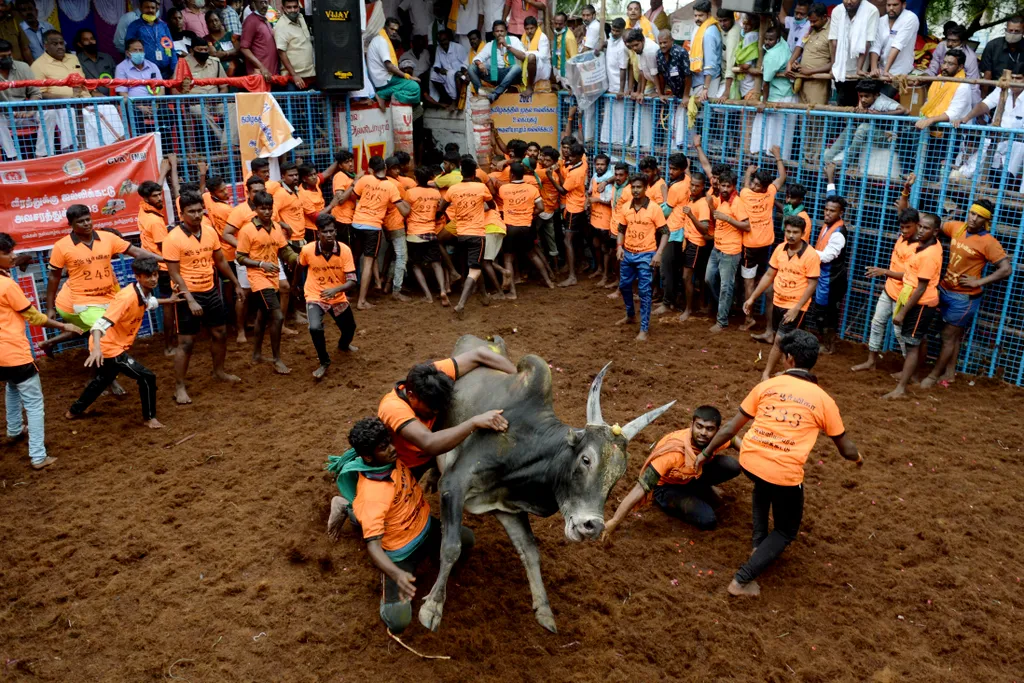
[0,134,161,253]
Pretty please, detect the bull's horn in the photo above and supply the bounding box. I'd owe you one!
[586,362,612,426]
[621,401,676,442]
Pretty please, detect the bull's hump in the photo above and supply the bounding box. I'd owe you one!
[516,355,554,404]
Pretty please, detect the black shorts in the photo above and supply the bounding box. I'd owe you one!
[900,304,938,347]
[176,288,228,335]
[604,231,618,250]
[157,271,173,298]
[253,288,282,312]
[683,240,712,270]
[742,245,772,275]
[458,235,485,270]
[408,239,442,265]
[353,227,383,258]
[771,304,810,337]
[563,211,586,233]
[504,225,533,255]
[219,260,238,283]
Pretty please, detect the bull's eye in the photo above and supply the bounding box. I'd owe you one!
[581,455,591,467]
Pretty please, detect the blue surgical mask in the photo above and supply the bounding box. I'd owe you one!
[130,51,145,66]
[794,16,808,25]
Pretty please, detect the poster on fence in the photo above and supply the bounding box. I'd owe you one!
[0,134,161,253]
[490,93,559,149]
[347,101,394,173]
[235,92,303,180]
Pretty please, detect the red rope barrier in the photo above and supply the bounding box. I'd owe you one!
[0,73,293,93]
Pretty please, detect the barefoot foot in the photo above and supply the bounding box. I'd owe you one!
[214,371,241,383]
[881,386,906,400]
[273,359,292,375]
[145,418,165,429]
[635,330,648,341]
[282,326,300,336]
[751,331,774,344]
[851,360,876,373]
[174,386,193,405]
[739,317,757,331]
[312,364,330,380]
[356,301,374,311]
[727,579,760,597]
[558,276,577,288]
[708,323,727,334]
[440,293,450,307]
[615,316,635,326]
[919,375,938,389]
[678,310,692,323]
[31,456,57,470]
[327,496,350,539]
[393,292,413,303]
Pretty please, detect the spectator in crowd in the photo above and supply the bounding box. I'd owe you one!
[15,0,54,61]
[74,30,117,97]
[167,7,199,57]
[787,2,832,162]
[401,34,432,83]
[625,28,659,99]
[114,4,142,54]
[829,0,879,106]
[507,0,546,38]
[400,0,437,43]
[646,0,671,32]
[470,20,525,103]
[655,28,689,105]
[127,0,178,78]
[752,22,796,158]
[450,0,484,51]
[520,16,550,97]
[606,17,628,96]
[823,79,906,170]
[211,0,242,37]
[551,11,577,87]
[32,30,87,99]
[368,16,421,106]
[185,36,232,147]
[950,73,1024,181]
[719,9,741,99]
[429,28,469,108]
[580,4,602,54]
[626,0,656,41]
[482,0,506,39]
[780,0,811,52]
[926,24,979,80]
[916,49,973,170]
[869,0,918,98]
[207,9,241,76]
[0,37,38,160]
[275,0,315,90]
[467,29,483,62]
[688,0,723,126]
[182,0,210,37]
[116,38,165,134]
[731,13,759,100]
[981,16,1024,84]
[0,0,31,63]
[241,0,278,80]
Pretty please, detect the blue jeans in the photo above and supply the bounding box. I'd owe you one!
[469,63,523,99]
[619,250,654,332]
[6,372,46,464]
[705,248,741,328]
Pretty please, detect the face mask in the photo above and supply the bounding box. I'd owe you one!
[1007,32,1023,44]
[794,17,808,25]
[285,10,299,21]
[82,43,98,55]
[142,13,158,23]
[194,51,209,63]
[194,0,205,6]
[130,51,145,65]
[0,56,12,70]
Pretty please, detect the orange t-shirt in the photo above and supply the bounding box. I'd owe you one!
[499,182,540,227]
[383,176,412,231]
[405,187,443,236]
[739,371,846,486]
[162,220,221,293]
[331,172,357,224]
[299,240,356,305]
[236,219,288,292]
[885,235,916,300]
[589,178,612,231]
[903,241,943,307]
[639,428,730,490]
[769,242,821,311]
[0,275,33,367]
[665,177,691,232]
[352,175,402,229]
[352,459,431,552]
[377,358,459,468]
[792,209,812,243]
[137,201,169,271]
[712,193,748,256]
[620,199,667,253]
[740,185,777,248]
[562,162,588,214]
[92,283,150,359]
[446,182,493,237]
[940,221,1008,296]
[537,169,561,213]
[646,178,667,205]
[681,196,712,247]
[263,179,281,194]
[609,185,631,237]
[298,185,326,231]
[49,231,131,307]
[225,202,256,261]
[272,185,305,239]
[204,194,235,257]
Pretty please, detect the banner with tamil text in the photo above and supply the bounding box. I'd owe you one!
[0,134,161,253]
[489,93,559,150]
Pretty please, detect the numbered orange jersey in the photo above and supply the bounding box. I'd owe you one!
[48,231,132,306]
[162,219,222,293]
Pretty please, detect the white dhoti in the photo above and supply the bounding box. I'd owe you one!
[750,94,799,160]
[36,109,78,157]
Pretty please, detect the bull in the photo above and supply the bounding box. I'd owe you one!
[418,334,674,633]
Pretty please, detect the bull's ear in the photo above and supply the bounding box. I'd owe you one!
[566,428,585,447]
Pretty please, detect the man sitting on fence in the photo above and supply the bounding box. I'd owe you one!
[520,16,551,99]
[469,20,526,103]
[428,29,469,109]
[822,79,907,172]
[915,49,974,173]
[367,16,421,109]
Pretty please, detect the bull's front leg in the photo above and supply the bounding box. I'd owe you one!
[418,468,470,632]
[493,511,557,633]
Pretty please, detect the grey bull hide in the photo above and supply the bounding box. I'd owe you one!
[419,334,674,633]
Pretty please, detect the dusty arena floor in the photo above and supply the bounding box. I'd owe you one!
[1,280,1022,682]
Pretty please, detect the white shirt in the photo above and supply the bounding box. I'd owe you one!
[482,0,506,30]
[637,37,660,84]
[983,87,1024,129]
[400,0,437,42]
[475,36,525,71]
[367,34,394,88]
[584,19,602,50]
[455,0,483,36]
[870,9,919,76]
[524,32,551,73]
[606,36,628,92]
[943,83,974,123]
[829,1,879,80]
[784,16,811,52]
[816,230,846,263]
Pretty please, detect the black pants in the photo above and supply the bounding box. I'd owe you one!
[812,275,846,333]
[307,303,356,366]
[661,240,682,306]
[734,468,804,585]
[69,352,157,421]
[380,517,475,633]
[652,455,741,530]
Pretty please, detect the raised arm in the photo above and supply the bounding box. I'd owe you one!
[452,346,518,374]
[770,145,786,188]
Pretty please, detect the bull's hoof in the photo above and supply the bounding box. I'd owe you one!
[535,605,557,633]
[418,599,444,632]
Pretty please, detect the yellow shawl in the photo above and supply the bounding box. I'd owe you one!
[378,28,397,66]
[690,16,719,73]
[446,0,468,31]
[628,15,657,41]
[920,70,965,118]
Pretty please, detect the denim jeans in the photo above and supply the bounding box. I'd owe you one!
[868,291,906,355]
[822,121,872,167]
[6,372,46,464]
[385,228,408,290]
[619,250,654,331]
[469,63,523,99]
[705,248,741,328]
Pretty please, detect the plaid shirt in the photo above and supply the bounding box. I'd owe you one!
[220,5,242,36]
[655,45,690,97]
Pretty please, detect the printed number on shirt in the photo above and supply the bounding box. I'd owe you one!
[760,402,802,428]
[82,265,113,281]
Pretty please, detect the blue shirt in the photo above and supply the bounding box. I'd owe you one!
[125,18,178,77]
[114,59,162,97]
[20,20,56,61]
[701,23,722,78]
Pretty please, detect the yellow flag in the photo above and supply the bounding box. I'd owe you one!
[235,93,303,180]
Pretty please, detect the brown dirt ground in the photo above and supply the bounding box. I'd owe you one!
[1,281,1023,682]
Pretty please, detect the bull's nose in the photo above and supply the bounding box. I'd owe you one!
[580,518,604,537]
